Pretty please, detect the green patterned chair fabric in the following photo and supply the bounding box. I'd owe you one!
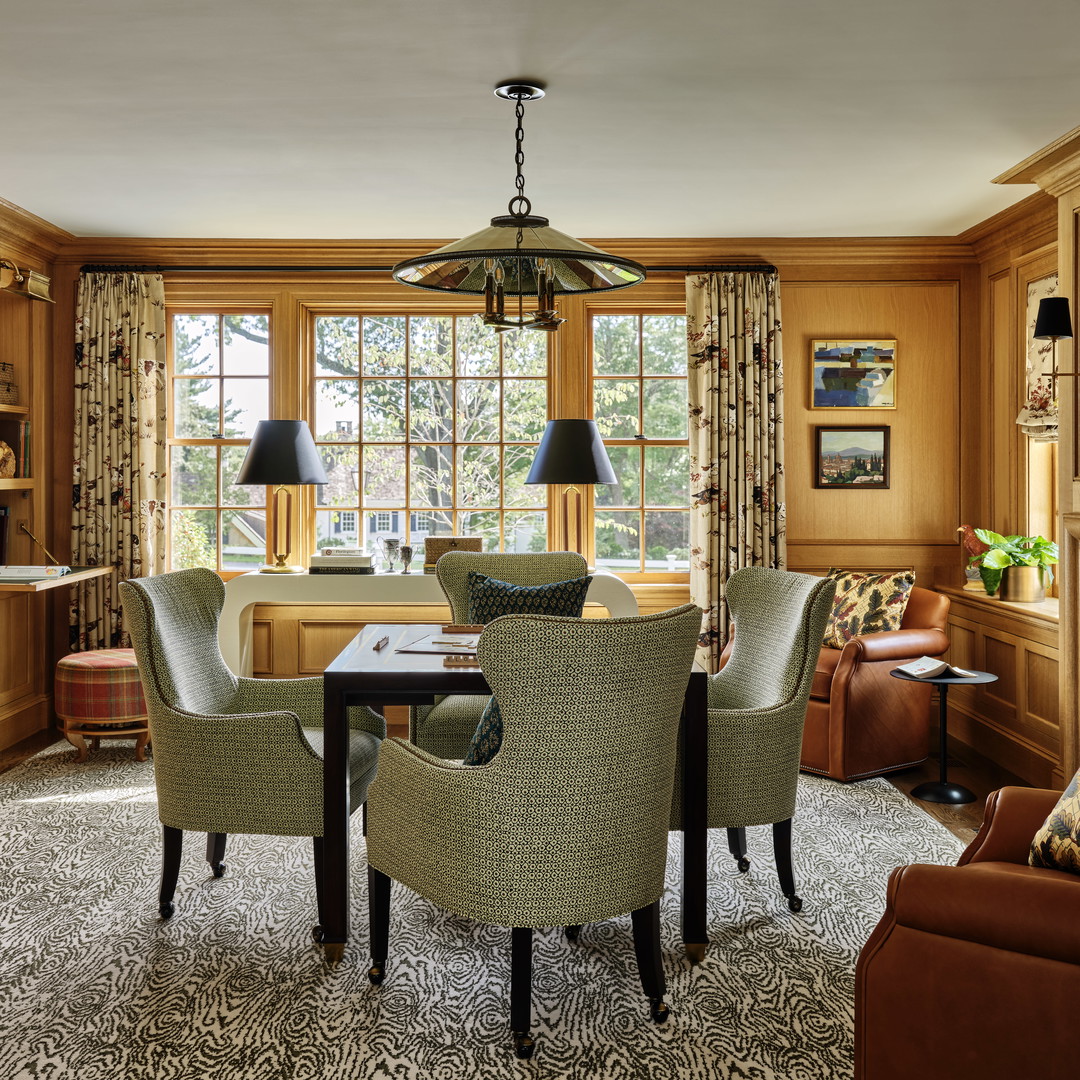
[118,568,384,921]
[670,567,836,913]
[409,551,588,759]
[367,603,702,1056]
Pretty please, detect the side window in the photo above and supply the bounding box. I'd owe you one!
[591,314,689,576]
[167,312,271,572]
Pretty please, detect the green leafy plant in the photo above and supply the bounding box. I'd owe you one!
[968,529,1059,596]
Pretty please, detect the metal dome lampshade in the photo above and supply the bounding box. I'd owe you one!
[234,420,328,573]
[392,82,646,333]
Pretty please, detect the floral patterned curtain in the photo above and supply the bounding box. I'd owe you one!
[1016,273,1059,443]
[70,272,167,650]
[686,270,785,671]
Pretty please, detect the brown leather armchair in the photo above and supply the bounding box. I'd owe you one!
[855,786,1077,1080]
[799,586,950,781]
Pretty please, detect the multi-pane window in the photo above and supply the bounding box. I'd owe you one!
[312,315,549,561]
[592,314,689,574]
[168,313,270,571]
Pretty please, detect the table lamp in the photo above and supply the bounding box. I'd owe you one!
[526,419,616,555]
[234,420,328,573]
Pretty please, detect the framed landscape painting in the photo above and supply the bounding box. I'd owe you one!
[811,339,896,408]
[815,426,890,489]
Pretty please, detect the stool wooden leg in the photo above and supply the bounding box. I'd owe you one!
[134,730,150,762]
[63,727,90,762]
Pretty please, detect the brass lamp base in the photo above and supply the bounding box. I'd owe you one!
[258,553,305,574]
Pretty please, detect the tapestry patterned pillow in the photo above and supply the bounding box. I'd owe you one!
[1030,768,1080,875]
[821,568,915,649]
[462,573,592,766]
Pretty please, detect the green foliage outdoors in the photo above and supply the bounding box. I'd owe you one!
[172,310,691,568]
[969,528,1059,596]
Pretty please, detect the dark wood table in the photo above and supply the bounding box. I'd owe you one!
[321,623,710,964]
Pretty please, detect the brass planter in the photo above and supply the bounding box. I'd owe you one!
[998,565,1047,603]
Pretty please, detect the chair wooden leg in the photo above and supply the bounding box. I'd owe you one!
[772,817,802,912]
[159,825,182,918]
[367,865,390,985]
[205,832,227,878]
[631,901,670,1023]
[313,835,326,927]
[727,826,749,872]
[510,927,534,1059]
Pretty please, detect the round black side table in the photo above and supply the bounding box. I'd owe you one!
[890,667,998,804]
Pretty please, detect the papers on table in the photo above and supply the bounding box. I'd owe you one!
[395,632,481,655]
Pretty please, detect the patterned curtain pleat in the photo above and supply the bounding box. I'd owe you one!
[70,272,167,650]
[686,271,785,672]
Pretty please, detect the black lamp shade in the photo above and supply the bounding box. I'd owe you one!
[1034,296,1073,341]
[234,420,328,485]
[525,419,616,485]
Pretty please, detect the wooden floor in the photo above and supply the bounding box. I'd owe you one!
[2,727,1034,849]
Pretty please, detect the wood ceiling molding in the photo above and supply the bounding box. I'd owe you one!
[994,125,1080,198]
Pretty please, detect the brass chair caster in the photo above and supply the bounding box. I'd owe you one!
[684,941,707,965]
[737,856,750,873]
[513,1032,535,1059]
[649,998,670,1024]
[368,964,385,986]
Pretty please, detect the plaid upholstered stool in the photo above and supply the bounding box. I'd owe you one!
[55,648,150,762]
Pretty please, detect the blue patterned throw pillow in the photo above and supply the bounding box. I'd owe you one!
[462,572,592,766]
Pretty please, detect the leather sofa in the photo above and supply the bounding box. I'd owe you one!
[855,785,1076,1080]
[799,585,950,781]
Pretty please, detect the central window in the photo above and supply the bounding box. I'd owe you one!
[312,315,550,562]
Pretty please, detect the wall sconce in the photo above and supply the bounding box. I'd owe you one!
[0,259,54,303]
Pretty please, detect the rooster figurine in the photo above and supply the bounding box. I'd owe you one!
[958,524,990,589]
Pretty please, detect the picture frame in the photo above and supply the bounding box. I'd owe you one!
[811,339,896,409]
[814,426,890,489]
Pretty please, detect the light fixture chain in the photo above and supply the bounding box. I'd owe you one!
[507,96,531,219]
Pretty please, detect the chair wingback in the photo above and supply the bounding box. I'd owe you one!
[119,568,240,717]
[714,567,837,711]
[466,603,702,925]
[435,550,588,622]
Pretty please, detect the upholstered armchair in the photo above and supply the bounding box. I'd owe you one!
[799,585,951,782]
[409,550,588,759]
[673,567,836,912]
[855,785,1077,1080]
[119,568,383,932]
[368,604,702,1058]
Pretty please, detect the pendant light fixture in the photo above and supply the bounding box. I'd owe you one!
[391,81,646,332]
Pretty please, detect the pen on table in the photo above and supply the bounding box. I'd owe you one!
[372,635,390,652]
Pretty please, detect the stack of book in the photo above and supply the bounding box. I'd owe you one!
[309,549,374,575]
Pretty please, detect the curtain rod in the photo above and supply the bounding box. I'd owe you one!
[79,262,777,275]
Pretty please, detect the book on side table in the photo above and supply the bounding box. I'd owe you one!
[894,656,978,679]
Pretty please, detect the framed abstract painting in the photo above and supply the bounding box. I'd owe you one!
[814,426,890,489]
[811,339,896,408]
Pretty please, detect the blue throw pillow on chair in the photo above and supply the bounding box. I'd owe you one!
[462,572,593,766]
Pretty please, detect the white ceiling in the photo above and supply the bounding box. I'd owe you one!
[0,0,1075,242]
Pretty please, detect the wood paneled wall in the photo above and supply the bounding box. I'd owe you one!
[0,200,1059,777]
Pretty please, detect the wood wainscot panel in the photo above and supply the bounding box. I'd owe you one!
[939,586,1060,787]
[0,592,38,708]
[299,620,367,675]
[252,620,272,676]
